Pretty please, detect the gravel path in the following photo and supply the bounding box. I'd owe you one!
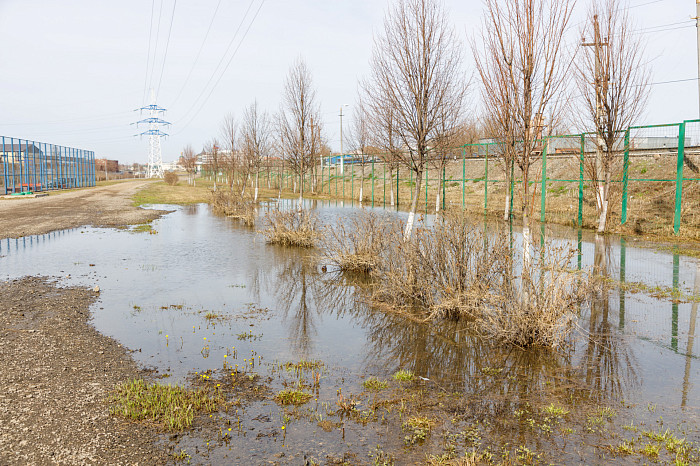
[0,277,168,464]
[0,180,169,239]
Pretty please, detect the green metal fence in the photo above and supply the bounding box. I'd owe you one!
[209,118,700,236]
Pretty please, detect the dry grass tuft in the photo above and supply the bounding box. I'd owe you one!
[321,211,390,273]
[211,190,256,225]
[261,208,320,248]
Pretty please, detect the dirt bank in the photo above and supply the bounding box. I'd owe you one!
[0,180,170,240]
[0,276,167,464]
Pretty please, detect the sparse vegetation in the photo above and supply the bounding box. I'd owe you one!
[362,377,389,391]
[261,208,320,248]
[392,370,414,382]
[109,379,226,431]
[274,389,312,405]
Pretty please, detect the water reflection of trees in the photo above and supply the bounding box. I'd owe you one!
[579,235,639,403]
[257,233,638,413]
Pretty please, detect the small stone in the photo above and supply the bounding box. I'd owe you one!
[93,285,100,293]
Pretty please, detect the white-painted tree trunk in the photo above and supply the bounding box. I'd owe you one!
[435,189,440,214]
[254,172,259,202]
[403,170,423,241]
[503,191,510,221]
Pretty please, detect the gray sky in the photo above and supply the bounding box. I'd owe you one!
[0,0,696,164]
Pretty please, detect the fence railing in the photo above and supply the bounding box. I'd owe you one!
[1,136,96,195]
[203,118,700,237]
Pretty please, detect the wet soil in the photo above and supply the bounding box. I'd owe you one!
[0,180,169,239]
[0,276,168,464]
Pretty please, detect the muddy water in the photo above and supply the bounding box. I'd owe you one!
[1,201,698,464]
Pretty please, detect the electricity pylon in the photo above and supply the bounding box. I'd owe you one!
[136,89,170,178]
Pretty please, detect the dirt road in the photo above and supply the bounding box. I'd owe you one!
[0,180,169,240]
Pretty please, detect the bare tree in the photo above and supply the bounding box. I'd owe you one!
[365,0,466,240]
[576,0,650,233]
[278,58,323,205]
[203,138,222,191]
[430,116,463,213]
[474,0,575,241]
[370,106,402,207]
[221,114,239,192]
[179,144,197,186]
[349,96,371,204]
[241,101,272,202]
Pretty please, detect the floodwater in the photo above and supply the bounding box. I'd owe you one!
[1,200,698,464]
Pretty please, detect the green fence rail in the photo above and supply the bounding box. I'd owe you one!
[202,119,700,236]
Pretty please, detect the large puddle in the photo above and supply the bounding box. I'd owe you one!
[1,201,698,464]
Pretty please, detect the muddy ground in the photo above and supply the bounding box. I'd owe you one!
[0,180,169,239]
[0,277,168,464]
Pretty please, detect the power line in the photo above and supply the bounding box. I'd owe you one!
[148,0,165,94]
[156,0,178,101]
[169,0,224,107]
[173,0,258,126]
[174,0,266,135]
[142,0,156,105]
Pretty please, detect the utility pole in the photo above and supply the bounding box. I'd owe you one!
[582,14,609,232]
[339,105,345,175]
[135,89,170,179]
[696,0,700,117]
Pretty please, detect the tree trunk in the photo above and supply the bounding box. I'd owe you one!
[597,166,610,233]
[435,185,440,214]
[503,160,511,221]
[389,167,395,207]
[359,164,364,203]
[404,168,423,241]
[254,171,259,202]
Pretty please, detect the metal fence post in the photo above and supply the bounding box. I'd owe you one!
[578,133,584,227]
[673,122,686,235]
[442,166,445,211]
[540,137,547,224]
[462,146,466,210]
[372,157,375,207]
[484,144,488,213]
[621,129,630,225]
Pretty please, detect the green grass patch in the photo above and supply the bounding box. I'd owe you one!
[131,179,214,206]
[392,369,414,382]
[362,377,389,391]
[109,379,226,431]
[274,389,312,405]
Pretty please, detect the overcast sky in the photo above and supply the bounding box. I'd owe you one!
[0,0,696,164]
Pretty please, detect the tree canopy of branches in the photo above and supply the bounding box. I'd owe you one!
[241,101,272,201]
[474,0,575,230]
[365,0,466,240]
[278,58,323,203]
[203,138,222,191]
[349,96,372,204]
[221,114,238,192]
[575,0,650,233]
[179,144,197,186]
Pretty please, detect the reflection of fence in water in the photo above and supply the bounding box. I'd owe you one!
[1,136,96,194]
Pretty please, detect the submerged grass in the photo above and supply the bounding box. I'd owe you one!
[109,379,226,431]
